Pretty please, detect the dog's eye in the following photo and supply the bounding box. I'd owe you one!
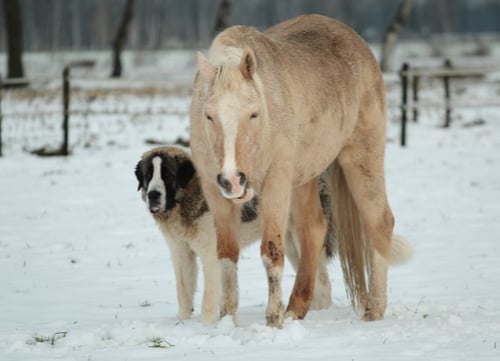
[162,167,175,181]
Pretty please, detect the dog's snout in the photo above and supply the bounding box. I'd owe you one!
[147,190,161,203]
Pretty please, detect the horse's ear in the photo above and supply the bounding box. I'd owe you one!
[197,51,216,82]
[240,47,256,80]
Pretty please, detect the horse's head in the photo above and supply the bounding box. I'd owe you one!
[195,47,268,202]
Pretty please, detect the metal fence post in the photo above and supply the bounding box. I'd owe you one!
[443,59,452,128]
[62,66,70,156]
[399,62,409,147]
[0,73,3,157]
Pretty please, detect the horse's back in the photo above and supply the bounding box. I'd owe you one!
[265,14,376,63]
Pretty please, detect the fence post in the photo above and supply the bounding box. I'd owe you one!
[0,73,3,157]
[399,62,409,146]
[412,75,419,122]
[443,59,452,128]
[62,66,70,156]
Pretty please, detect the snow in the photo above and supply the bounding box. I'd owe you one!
[1,54,500,361]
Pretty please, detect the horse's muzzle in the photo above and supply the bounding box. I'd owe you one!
[217,171,248,199]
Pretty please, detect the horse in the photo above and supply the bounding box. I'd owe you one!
[190,14,408,327]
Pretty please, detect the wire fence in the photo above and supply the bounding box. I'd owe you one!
[0,73,193,156]
[1,61,500,156]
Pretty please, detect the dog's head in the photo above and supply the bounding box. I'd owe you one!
[135,147,196,215]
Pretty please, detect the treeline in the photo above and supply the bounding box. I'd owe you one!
[1,0,500,52]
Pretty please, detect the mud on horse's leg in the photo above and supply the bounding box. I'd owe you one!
[259,177,292,328]
[261,235,285,327]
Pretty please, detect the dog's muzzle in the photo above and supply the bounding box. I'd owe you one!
[147,190,162,213]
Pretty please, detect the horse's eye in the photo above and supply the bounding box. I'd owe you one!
[206,114,213,122]
[250,112,259,120]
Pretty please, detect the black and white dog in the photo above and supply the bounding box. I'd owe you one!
[135,146,334,323]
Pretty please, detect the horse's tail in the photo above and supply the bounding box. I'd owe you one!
[329,160,370,312]
[328,162,413,312]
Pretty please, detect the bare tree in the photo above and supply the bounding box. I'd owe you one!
[111,0,135,78]
[2,0,24,80]
[214,0,232,37]
[380,0,413,72]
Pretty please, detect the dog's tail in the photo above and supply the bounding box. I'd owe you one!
[389,234,413,265]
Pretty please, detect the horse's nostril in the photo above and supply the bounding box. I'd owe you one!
[148,190,161,202]
[237,172,247,186]
[217,174,232,192]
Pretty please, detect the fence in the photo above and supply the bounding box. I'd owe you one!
[0,68,192,157]
[398,59,500,146]
[2,59,500,155]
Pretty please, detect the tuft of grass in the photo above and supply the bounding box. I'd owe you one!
[28,331,68,346]
[148,336,174,349]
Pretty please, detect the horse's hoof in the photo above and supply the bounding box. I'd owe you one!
[362,310,384,321]
[284,310,301,320]
[266,305,285,328]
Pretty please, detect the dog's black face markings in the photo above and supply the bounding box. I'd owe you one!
[176,157,196,188]
[135,160,145,191]
[135,152,196,214]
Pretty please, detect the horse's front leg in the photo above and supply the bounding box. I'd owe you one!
[286,178,328,319]
[259,172,292,328]
[213,203,241,320]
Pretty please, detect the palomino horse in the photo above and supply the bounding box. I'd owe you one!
[190,14,403,327]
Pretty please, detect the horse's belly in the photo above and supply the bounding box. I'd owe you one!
[292,121,344,186]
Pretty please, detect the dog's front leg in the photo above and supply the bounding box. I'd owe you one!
[168,239,197,320]
[196,238,222,324]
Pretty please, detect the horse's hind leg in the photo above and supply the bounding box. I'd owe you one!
[285,214,332,310]
[286,177,328,319]
[337,129,394,321]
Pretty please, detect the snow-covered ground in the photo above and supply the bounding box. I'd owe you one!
[1,53,500,360]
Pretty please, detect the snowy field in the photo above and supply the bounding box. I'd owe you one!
[1,53,500,360]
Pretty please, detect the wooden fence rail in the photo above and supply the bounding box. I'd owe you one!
[398,60,500,146]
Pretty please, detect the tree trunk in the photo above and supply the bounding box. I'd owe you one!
[380,0,413,73]
[214,0,232,37]
[2,0,24,79]
[111,0,135,78]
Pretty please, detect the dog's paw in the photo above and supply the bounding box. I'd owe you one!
[177,307,193,321]
[200,310,218,324]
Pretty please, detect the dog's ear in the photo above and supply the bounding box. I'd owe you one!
[134,160,144,191]
[177,159,196,188]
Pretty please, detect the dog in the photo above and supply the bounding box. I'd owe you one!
[135,146,335,323]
